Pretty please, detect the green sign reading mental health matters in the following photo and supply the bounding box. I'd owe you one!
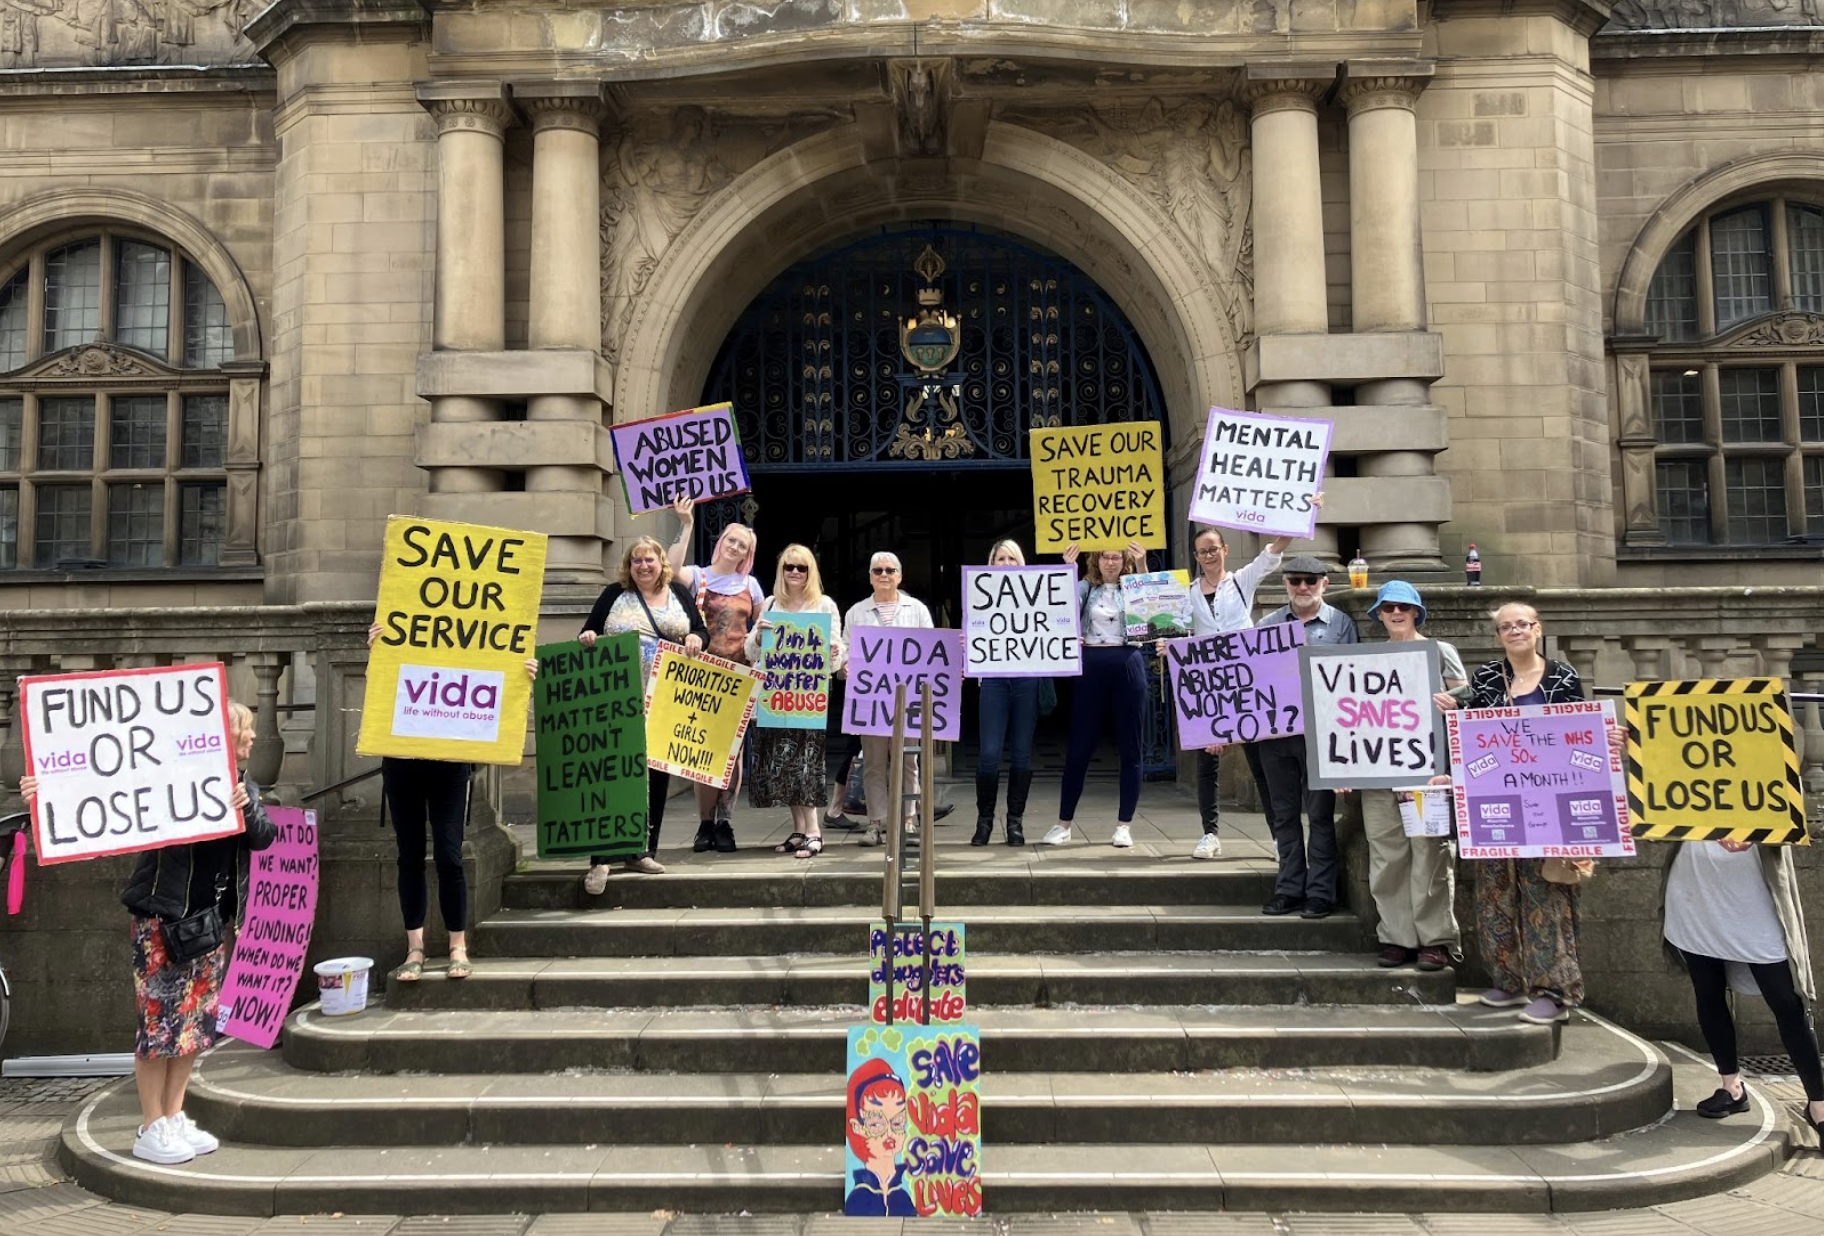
[534,634,648,859]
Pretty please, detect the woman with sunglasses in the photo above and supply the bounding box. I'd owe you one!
[669,497,766,853]
[1461,602,1592,1024]
[842,552,934,848]
[1358,581,1469,972]
[746,546,846,859]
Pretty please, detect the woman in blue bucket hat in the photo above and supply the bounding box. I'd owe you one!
[1356,580,1470,972]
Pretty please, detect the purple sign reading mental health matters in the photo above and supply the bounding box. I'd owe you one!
[1165,621,1306,750]
[843,627,964,743]
[1448,701,1635,860]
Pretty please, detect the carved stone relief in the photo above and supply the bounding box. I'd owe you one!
[1726,312,1824,347]
[0,0,263,69]
[1605,0,1823,29]
[1002,98,1255,342]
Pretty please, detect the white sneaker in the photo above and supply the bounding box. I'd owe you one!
[168,1111,218,1155]
[582,864,611,895]
[132,1117,196,1165]
[623,856,666,875]
[1039,824,1073,846]
[1192,833,1222,860]
[1111,825,1134,848]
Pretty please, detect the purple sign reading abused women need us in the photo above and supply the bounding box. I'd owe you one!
[1447,701,1634,860]
[1165,621,1306,749]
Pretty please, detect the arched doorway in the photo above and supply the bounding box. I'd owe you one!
[700,221,1177,772]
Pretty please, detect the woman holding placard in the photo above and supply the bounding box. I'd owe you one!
[1359,581,1470,972]
[972,539,1040,847]
[746,544,846,859]
[842,551,935,848]
[1045,542,1149,849]
[578,535,709,892]
[1463,602,1592,1024]
[669,497,766,854]
[22,702,277,1166]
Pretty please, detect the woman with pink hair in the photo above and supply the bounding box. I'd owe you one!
[668,497,766,853]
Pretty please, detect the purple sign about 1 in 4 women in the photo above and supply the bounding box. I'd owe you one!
[1165,622,1306,749]
[1448,701,1635,859]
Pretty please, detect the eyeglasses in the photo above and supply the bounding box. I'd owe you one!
[870,566,898,575]
[1285,575,1323,587]
[1194,546,1225,558]
[1379,602,1417,614]
[857,1114,908,1137]
[782,563,809,574]
[1497,620,1538,634]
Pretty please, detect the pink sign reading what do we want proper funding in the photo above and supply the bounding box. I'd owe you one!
[218,807,320,1050]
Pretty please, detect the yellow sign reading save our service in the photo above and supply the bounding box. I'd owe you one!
[358,516,549,765]
[1030,423,1167,552]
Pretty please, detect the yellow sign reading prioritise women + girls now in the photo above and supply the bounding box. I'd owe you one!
[358,515,549,765]
[644,647,761,788]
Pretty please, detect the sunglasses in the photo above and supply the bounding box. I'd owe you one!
[782,563,809,574]
[1285,575,1324,586]
[1379,601,1417,614]
[870,566,898,575]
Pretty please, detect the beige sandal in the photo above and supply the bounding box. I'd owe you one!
[390,948,425,983]
[446,948,472,981]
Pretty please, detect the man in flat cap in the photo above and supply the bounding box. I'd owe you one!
[1244,555,1358,919]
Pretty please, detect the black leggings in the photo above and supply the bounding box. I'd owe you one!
[591,770,670,866]
[1680,947,1824,1102]
[383,757,471,934]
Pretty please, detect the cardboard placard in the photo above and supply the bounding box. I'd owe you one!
[869,921,966,1025]
[534,634,649,860]
[20,664,242,865]
[1120,570,1193,641]
[1397,788,1454,838]
[755,611,834,729]
[218,807,319,1049]
[1301,642,1446,790]
[358,516,548,765]
[1625,678,1808,845]
[610,402,751,515]
[1165,621,1307,749]
[1449,701,1634,859]
[1188,407,1331,540]
[1030,422,1167,551]
[642,647,760,788]
[961,567,1081,678]
[843,628,965,742]
[845,1022,983,1218]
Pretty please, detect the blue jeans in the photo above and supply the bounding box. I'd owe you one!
[976,678,1038,777]
[1059,645,1146,823]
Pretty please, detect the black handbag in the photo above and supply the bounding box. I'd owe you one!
[163,872,227,964]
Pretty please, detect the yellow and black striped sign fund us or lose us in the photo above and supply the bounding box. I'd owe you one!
[1624,678,1808,845]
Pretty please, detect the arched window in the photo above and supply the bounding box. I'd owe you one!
[0,228,244,571]
[1634,198,1824,546]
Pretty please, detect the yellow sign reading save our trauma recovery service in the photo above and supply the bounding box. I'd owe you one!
[358,516,549,765]
[1030,423,1167,552]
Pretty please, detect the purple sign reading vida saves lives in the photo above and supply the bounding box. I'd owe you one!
[1165,622,1306,749]
[1448,702,1635,859]
[218,807,319,1049]
[844,628,963,743]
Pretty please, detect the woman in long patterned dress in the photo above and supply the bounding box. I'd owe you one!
[745,544,846,858]
[668,497,765,853]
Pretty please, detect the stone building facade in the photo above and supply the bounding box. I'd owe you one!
[0,0,1822,1054]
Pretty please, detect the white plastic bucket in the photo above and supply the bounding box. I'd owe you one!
[313,956,373,1016]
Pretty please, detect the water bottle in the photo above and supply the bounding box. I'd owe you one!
[1465,543,1482,586]
[1347,551,1368,591]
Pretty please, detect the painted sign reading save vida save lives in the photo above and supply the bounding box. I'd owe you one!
[1448,701,1634,859]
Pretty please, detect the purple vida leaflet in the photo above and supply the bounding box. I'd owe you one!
[1447,701,1636,859]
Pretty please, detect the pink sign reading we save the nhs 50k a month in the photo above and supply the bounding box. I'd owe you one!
[218,807,319,1050]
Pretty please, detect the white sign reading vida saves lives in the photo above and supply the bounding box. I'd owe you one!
[21,664,245,865]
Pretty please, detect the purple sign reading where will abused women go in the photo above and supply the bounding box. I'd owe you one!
[218,807,319,1050]
[610,402,752,516]
[1165,621,1306,750]
[1448,701,1635,860]
[843,627,964,743]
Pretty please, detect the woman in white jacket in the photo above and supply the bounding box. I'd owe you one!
[841,551,933,847]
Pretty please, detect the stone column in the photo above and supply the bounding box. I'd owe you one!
[1341,66,1442,571]
[417,82,515,496]
[1243,68,1337,559]
[519,83,607,584]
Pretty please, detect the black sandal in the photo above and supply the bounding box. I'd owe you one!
[796,836,824,859]
[774,832,809,854]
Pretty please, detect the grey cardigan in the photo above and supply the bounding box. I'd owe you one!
[1660,844,1815,1003]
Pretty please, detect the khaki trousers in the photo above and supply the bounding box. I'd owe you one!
[1361,788,1460,950]
[859,735,917,826]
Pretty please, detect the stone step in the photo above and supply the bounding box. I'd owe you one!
[279,1002,1551,1076]
[61,1054,1790,1217]
[504,861,1278,911]
[384,949,1449,1012]
[473,903,1365,958]
[183,1018,1668,1148]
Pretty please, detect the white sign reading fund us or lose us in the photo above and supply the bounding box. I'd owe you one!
[20,664,244,865]
[1188,408,1332,541]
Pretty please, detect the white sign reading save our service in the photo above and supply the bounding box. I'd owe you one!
[20,664,244,865]
[1188,408,1332,541]
[962,566,1081,678]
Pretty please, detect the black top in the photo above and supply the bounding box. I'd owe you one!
[1466,658,1583,709]
[120,774,280,923]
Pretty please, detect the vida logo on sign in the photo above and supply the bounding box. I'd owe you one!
[392,664,505,744]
